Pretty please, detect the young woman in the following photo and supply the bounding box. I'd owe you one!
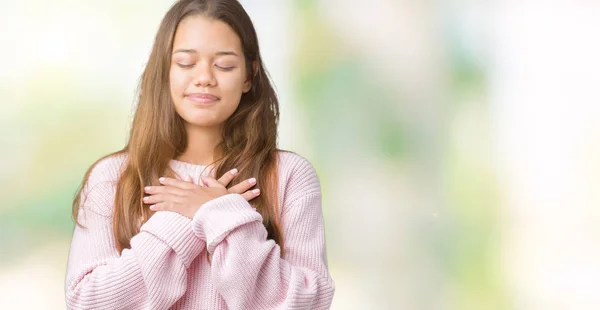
[64,0,335,309]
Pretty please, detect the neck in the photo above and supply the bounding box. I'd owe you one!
[176,124,223,166]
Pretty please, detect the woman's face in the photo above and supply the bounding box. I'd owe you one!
[169,15,251,129]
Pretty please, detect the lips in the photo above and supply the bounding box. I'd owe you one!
[185,93,220,104]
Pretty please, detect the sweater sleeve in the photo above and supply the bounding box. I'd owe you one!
[64,180,206,310]
[190,190,335,310]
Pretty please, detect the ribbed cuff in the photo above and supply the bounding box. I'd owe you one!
[141,211,205,268]
[191,194,262,253]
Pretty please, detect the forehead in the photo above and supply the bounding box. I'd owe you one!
[172,15,242,54]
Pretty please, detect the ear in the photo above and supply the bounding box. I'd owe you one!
[243,61,259,93]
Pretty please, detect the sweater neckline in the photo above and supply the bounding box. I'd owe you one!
[168,159,216,176]
[169,159,206,170]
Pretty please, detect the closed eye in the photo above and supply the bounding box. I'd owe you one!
[215,64,235,71]
[177,63,195,69]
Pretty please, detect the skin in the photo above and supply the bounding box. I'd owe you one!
[143,15,259,218]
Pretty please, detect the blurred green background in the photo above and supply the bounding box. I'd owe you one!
[1,1,600,309]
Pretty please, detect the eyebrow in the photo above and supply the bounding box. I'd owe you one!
[172,48,240,57]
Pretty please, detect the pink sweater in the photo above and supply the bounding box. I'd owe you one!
[64,152,335,309]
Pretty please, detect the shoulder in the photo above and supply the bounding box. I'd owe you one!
[85,152,128,189]
[79,152,128,216]
[276,151,321,205]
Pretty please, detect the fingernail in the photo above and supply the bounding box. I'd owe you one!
[252,189,260,195]
[248,178,256,184]
[230,168,238,175]
[143,196,149,201]
[144,186,151,191]
[159,177,166,182]
[149,205,156,210]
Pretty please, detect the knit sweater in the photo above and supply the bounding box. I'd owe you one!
[64,151,335,310]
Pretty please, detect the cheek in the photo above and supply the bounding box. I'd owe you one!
[169,69,189,96]
[218,74,247,95]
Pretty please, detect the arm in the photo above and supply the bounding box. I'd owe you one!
[190,191,335,310]
[64,181,205,310]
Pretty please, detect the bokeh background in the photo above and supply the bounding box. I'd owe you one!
[1,0,600,309]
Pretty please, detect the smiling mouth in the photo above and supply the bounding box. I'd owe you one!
[185,93,220,105]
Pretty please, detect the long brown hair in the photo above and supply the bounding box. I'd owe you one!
[72,0,284,255]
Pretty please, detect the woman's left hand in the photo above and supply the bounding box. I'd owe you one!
[143,171,260,219]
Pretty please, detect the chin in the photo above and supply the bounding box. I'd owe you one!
[180,114,223,128]
[175,104,236,128]
[185,118,221,128]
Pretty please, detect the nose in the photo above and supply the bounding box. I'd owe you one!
[191,62,216,87]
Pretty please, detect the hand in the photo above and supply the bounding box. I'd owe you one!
[143,168,261,219]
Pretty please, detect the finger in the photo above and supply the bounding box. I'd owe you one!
[240,188,261,201]
[185,174,194,183]
[159,177,195,190]
[149,201,176,212]
[228,177,257,194]
[217,168,239,187]
[143,193,182,205]
[149,202,165,211]
[200,175,225,188]
[144,185,187,196]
